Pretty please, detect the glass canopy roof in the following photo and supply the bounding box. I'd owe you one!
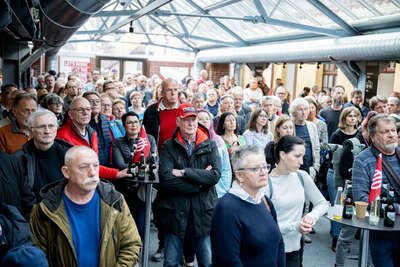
[63,0,400,57]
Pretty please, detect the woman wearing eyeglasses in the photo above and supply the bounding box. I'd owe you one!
[242,108,273,150]
[111,111,157,239]
[268,136,329,267]
[211,145,285,267]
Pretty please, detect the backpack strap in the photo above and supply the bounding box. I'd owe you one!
[268,176,274,199]
[296,170,306,201]
[269,171,305,200]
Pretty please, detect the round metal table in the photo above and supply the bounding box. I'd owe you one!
[326,207,400,267]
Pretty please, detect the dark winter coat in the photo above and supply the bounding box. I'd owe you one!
[155,125,221,238]
[0,152,34,219]
[14,139,72,202]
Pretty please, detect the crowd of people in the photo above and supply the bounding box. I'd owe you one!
[0,68,400,267]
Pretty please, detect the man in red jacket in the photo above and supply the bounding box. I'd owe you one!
[57,97,129,180]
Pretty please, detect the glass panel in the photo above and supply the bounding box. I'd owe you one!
[100,60,120,81]
[124,61,144,75]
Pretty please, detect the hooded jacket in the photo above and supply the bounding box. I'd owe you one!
[29,180,141,267]
[56,119,118,179]
[156,124,221,238]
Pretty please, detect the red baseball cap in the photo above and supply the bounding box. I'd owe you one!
[176,103,197,119]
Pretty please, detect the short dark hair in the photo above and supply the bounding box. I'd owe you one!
[13,93,37,108]
[121,111,140,127]
[1,83,18,94]
[274,135,305,163]
[215,112,237,135]
[103,81,115,91]
[351,89,363,98]
[83,91,100,99]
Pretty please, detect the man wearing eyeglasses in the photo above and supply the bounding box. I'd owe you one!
[57,97,129,180]
[63,80,81,112]
[157,102,221,267]
[14,110,72,202]
[83,91,124,167]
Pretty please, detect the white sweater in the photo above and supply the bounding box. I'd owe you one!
[267,170,329,252]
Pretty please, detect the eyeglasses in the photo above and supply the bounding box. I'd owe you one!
[126,120,140,125]
[238,164,271,173]
[31,124,57,131]
[88,99,101,105]
[71,108,91,114]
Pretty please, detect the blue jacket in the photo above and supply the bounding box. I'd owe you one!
[352,146,400,207]
[90,115,125,167]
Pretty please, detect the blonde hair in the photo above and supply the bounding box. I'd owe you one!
[273,114,293,142]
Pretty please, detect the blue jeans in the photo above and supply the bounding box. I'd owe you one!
[163,233,211,267]
[370,231,400,267]
[327,168,341,239]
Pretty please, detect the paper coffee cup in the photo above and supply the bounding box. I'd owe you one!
[355,201,368,219]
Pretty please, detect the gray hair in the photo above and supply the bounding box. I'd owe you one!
[388,96,400,106]
[65,146,97,166]
[262,95,274,103]
[289,97,309,115]
[27,110,57,129]
[231,145,264,171]
[193,92,205,101]
[230,86,243,96]
[367,114,396,138]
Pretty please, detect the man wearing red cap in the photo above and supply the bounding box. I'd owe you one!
[156,102,221,267]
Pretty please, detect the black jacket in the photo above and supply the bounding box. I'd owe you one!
[0,152,34,219]
[142,102,160,144]
[14,139,72,202]
[111,134,157,170]
[156,126,221,238]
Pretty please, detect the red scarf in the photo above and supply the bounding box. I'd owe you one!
[132,127,151,163]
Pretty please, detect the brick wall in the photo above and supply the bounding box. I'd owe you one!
[206,63,229,84]
[146,61,193,78]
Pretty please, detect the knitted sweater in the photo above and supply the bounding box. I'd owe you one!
[211,193,285,267]
[267,170,329,252]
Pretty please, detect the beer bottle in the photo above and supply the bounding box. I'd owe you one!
[149,151,157,181]
[380,192,388,218]
[128,141,138,175]
[342,185,353,219]
[384,187,396,227]
[138,151,146,181]
[128,156,136,175]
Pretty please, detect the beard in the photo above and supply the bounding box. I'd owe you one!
[334,97,343,106]
[376,142,398,153]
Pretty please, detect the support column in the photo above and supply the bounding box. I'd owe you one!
[356,62,366,93]
[285,63,296,98]
[45,52,58,72]
[193,59,204,80]
[233,63,241,87]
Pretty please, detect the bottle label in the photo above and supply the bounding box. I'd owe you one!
[345,205,353,215]
[387,212,395,222]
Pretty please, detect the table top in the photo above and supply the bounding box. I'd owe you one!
[326,207,400,231]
